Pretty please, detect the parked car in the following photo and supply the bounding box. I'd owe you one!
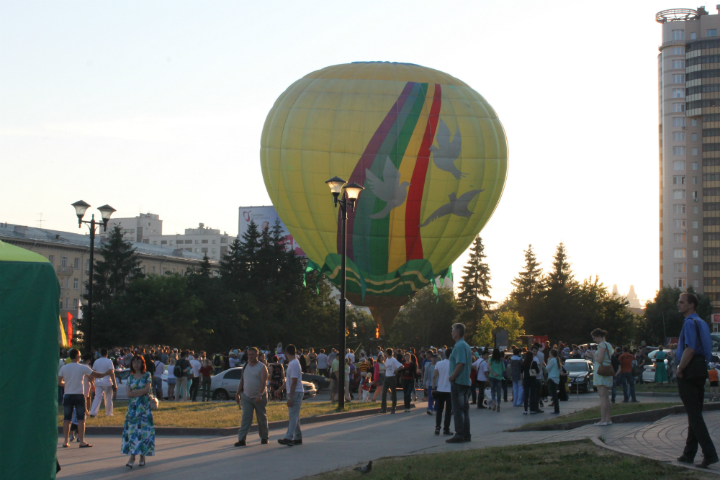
[211,367,317,401]
[114,368,169,400]
[563,359,596,393]
[642,359,669,383]
[303,373,331,391]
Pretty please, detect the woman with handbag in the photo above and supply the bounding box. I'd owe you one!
[521,350,539,414]
[122,356,156,468]
[592,328,614,426]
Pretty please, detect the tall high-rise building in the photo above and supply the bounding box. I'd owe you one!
[657,7,720,306]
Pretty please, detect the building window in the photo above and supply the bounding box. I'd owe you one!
[693,250,699,258]
[672,30,685,41]
[674,248,686,258]
[672,74,685,83]
[709,29,718,37]
[212,240,216,244]
[185,248,192,252]
[693,220,699,228]
[202,240,208,244]
[152,266,156,273]
[161,240,167,245]
[185,240,192,244]
[673,132,686,141]
[692,133,698,141]
[73,278,79,289]
[692,162,698,170]
[673,46,685,54]
[195,240,199,244]
[693,265,700,273]
[673,88,685,98]
[673,175,686,185]
[673,117,686,127]
[674,219,687,228]
[693,279,700,288]
[141,266,146,274]
[673,146,686,156]
[676,278,687,288]
[673,189,686,199]
[675,233,686,243]
[672,60,685,69]
[692,148,698,156]
[692,118,698,126]
[673,103,685,112]
[48,255,54,264]
[693,191,699,201]
[674,161,686,170]
[693,206,699,214]
[195,248,200,252]
[212,248,217,254]
[675,263,687,272]
[693,235,699,243]
[61,257,67,267]
[674,204,687,214]
[220,238,228,244]
[74,258,79,268]
[201,247,208,253]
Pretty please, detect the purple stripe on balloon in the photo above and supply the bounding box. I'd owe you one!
[337,81,416,261]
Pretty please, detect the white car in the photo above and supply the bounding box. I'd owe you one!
[642,359,669,383]
[210,367,317,401]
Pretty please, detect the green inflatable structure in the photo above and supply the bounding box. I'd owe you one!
[0,240,60,479]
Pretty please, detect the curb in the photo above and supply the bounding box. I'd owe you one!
[510,402,720,432]
[59,403,415,437]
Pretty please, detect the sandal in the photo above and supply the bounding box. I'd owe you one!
[593,422,608,426]
[79,443,93,448]
[139,457,146,467]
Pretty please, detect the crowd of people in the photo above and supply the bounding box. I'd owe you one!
[57,292,720,469]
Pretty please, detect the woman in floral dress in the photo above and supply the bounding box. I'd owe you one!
[122,356,155,468]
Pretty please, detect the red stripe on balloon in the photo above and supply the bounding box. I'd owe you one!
[405,84,442,261]
[338,81,416,260]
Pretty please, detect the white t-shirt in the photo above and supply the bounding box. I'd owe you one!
[154,360,165,377]
[534,354,543,379]
[317,353,328,369]
[346,352,355,363]
[434,360,451,392]
[59,362,93,395]
[286,359,303,395]
[93,357,115,387]
[229,357,239,368]
[190,359,201,377]
[472,358,489,381]
[167,363,176,379]
[384,357,403,376]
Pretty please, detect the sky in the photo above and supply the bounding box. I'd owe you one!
[0,0,683,306]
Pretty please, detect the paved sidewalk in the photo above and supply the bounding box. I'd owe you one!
[54,394,683,479]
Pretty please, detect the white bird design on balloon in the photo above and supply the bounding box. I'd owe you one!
[420,189,484,227]
[429,119,466,180]
[365,157,411,219]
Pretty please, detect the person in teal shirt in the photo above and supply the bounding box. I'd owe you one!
[447,323,472,444]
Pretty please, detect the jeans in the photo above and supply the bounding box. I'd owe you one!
[201,376,212,401]
[382,376,398,412]
[476,380,486,408]
[176,377,188,401]
[523,377,537,412]
[512,380,523,406]
[433,391,452,431]
[90,385,114,416]
[152,376,163,399]
[611,375,618,402]
[489,378,502,405]
[450,383,471,440]
[63,394,86,421]
[426,387,436,411]
[237,393,268,441]
[284,391,304,441]
[402,379,414,409]
[190,377,199,401]
[678,376,718,460]
[618,372,637,402]
[502,378,508,401]
[548,379,559,413]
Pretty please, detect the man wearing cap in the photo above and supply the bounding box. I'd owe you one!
[229,350,240,368]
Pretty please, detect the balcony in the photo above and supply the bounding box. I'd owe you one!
[55,265,74,276]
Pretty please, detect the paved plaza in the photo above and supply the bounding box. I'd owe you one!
[55,393,720,479]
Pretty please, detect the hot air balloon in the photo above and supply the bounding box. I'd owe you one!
[261,62,508,334]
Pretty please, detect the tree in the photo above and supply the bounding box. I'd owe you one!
[388,285,459,348]
[471,314,495,346]
[457,236,492,337]
[495,310,526,344]
[510,244,542,319]
[643,286,712,345]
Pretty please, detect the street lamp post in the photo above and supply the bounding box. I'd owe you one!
[71,200,116,355]
[325,177,363,409]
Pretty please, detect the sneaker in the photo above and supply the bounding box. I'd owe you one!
[698,456,720,468]
[261,439,268,445]
[523,410,528,415]
[277,438,294,447]
[234,440,246,447]
[530,411,538,414]
[445,436,465,444]
[443,430,453,436]
[434,427,440,436]
[405,409,410,413]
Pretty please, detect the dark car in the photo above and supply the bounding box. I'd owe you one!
[564,359,596,393]
[302,373,331,391]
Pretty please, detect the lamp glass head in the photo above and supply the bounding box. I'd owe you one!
[72,200,90,220]
[325,176,346,195]
[344,182,364,201]
[97,204,116,221]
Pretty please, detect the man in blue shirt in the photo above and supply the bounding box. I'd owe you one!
[447,323,472,443]
[675,293,718,468]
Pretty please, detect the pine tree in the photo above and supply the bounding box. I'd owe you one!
[545,242,574,291]
[88,225,143,307]
[219,238,244,292]
[457,236,492,312]
[511,244,542,304]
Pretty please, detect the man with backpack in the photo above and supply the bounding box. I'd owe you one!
[175,351,189,401]
[213,353,224,375]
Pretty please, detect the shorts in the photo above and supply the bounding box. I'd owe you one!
[167,377,176,385]
[332,378,338,393]
[63,394,86,421]
[711,381,718,387]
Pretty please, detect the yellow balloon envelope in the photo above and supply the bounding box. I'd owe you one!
[261,62,508,332]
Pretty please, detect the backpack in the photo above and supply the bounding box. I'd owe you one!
[213,354,222,368]
[174,359,184,378]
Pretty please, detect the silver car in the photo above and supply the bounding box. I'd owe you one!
[210,367,317,401]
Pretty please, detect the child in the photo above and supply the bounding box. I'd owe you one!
[361,378,371,402]
[69,409,80,442]
[711,366,720,402]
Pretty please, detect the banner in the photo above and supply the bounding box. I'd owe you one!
[67,312,73,344]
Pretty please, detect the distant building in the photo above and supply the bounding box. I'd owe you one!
[148,223,234,262]
[0,223,218,328]
[626,285,642,309]
[102,213,162,244]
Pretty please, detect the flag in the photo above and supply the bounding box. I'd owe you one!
[59,315,68,346]
[67,312,73,345]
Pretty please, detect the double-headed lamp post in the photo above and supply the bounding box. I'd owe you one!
[71,200,116,354]
[325,177,363,409]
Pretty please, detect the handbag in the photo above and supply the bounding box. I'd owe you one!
[596,342,615,376]
[682,319,710,381]
[149,393,159,411]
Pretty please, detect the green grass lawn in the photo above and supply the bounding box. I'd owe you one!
[634,383,680,393]
[307,439,713,480]
[59,400,382,428]
[510,402,682,431]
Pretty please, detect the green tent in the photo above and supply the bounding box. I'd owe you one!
[0,240,60,479]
